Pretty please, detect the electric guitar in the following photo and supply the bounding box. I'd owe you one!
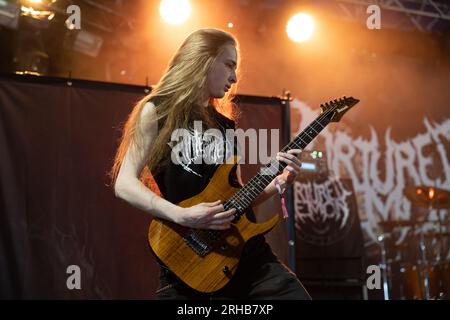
[148,96,360,292]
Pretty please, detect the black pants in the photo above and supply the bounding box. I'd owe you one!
[154,238,311,300]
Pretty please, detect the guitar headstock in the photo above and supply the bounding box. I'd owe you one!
[320,96,360,123]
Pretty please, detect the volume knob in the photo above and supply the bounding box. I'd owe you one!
[223,266,229,275]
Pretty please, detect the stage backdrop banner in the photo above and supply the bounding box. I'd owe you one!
[0,74,156,299]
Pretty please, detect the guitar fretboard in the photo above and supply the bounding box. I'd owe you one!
[223,108,335,215]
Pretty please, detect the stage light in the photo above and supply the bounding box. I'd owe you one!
[227,22,233,28]
[159,0,191,25]
[286,13,314,43]
[22,0,57,5]
[19,0,56,22]
[20,5,54,20]
[300,162,317,171]
[310,150,323,159]
[298,150,328,179]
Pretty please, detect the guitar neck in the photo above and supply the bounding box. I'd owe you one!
[224,108,335,214]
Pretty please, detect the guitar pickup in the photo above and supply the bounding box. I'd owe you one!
[184,232,212,257]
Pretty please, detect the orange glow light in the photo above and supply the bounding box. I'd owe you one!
[286,13,314,43]
[428,188,435,200]
[159,0,191,25]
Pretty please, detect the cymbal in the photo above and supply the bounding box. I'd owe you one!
[404,185,450,209]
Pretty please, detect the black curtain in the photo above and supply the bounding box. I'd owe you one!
[0,74,158,299]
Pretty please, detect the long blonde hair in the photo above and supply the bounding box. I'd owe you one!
[110,28,240,185]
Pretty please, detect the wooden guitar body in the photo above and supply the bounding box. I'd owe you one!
[148,156,279,293]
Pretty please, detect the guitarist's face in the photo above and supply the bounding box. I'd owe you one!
[205,44,238,99]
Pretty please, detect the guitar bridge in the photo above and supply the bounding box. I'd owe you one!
[184,232,212,257]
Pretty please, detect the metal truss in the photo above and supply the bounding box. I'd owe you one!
[41,0,137,33]
[335,0,450,32]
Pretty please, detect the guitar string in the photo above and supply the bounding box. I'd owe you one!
[225,106,334,211]
[225,114,327,211]
[205,99,349,240]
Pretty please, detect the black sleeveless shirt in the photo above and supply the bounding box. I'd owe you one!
[153,105,239,204]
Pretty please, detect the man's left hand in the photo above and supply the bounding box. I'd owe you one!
[275,149,302,187]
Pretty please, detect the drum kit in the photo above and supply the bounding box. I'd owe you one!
[378,185,450,300]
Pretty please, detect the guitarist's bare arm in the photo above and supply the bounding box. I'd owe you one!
[114,102,236,230]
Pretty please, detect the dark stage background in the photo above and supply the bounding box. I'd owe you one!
[0,73,156,299]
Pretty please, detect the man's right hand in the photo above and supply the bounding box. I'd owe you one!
[176,200,236,230]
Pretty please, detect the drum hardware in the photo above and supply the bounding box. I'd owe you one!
[377,233,390,300]
[402,185,450,299]
[376,186,450,299]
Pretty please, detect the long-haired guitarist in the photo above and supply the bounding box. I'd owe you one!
[111,28,310,299]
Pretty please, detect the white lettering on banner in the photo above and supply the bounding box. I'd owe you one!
[292,99,450,244]
[294,177,354,245]
[295,178,352,229]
